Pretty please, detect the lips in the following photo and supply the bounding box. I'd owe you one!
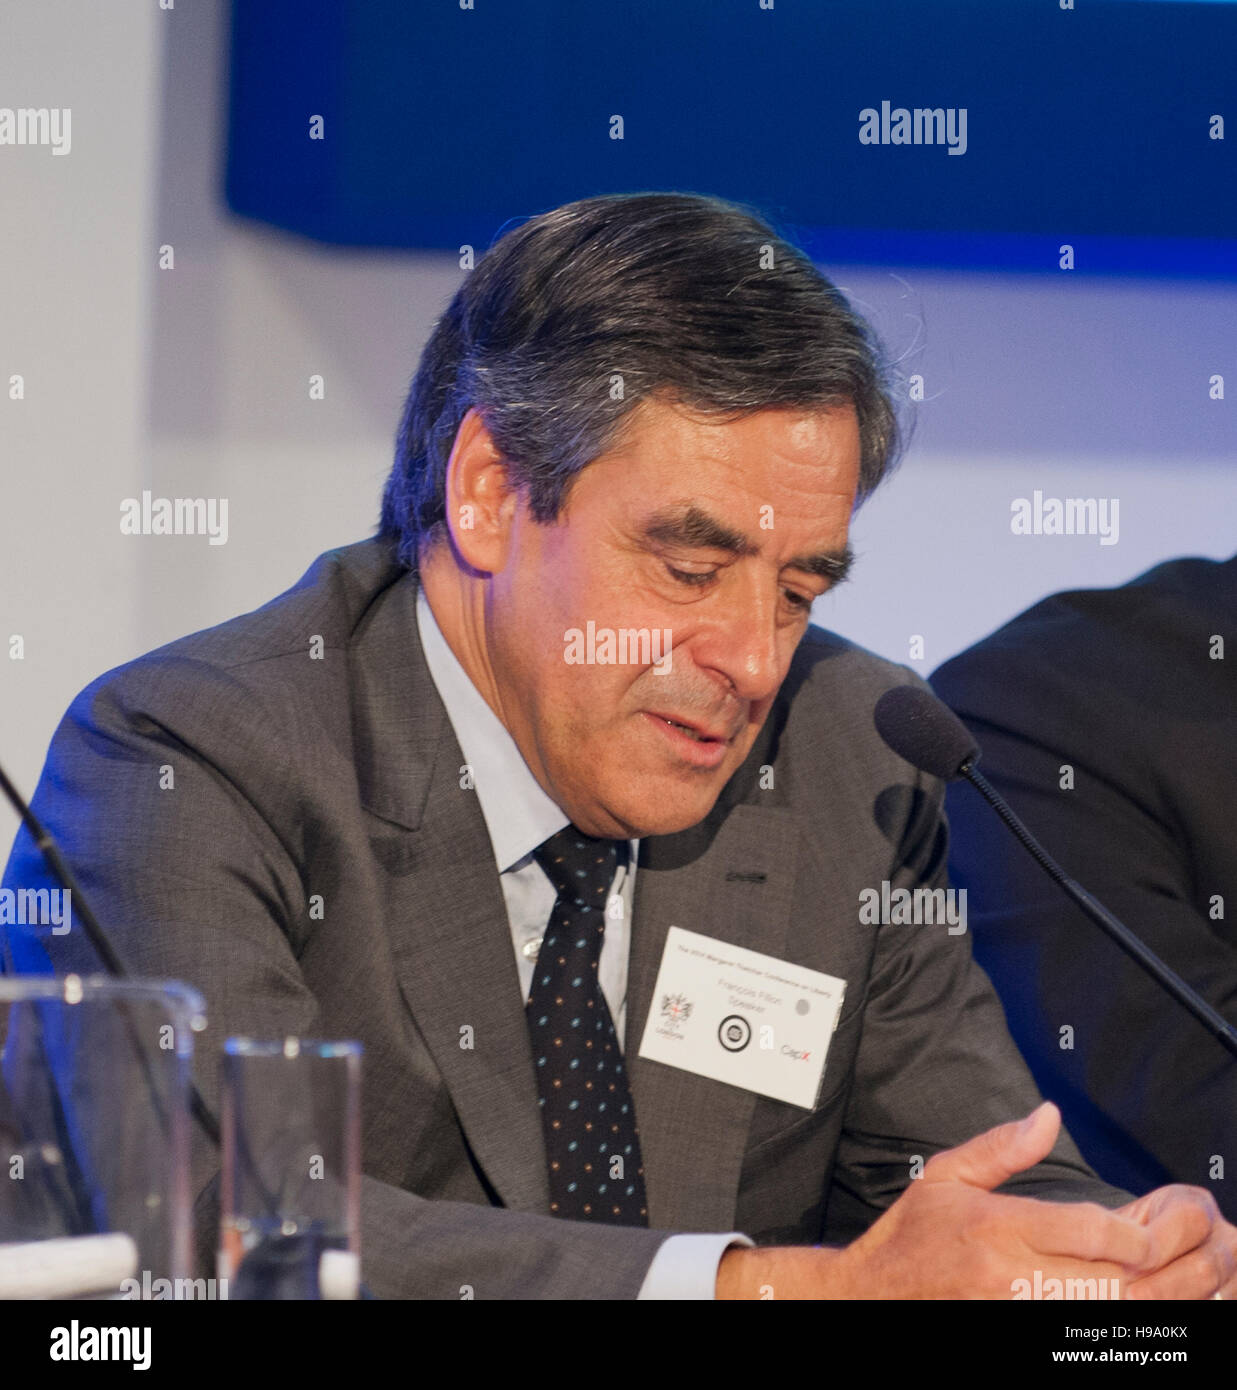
[646,712,731,743]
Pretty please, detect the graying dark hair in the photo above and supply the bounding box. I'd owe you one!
[380,192,905,568]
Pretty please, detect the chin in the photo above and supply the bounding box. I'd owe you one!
[588,775,727,839]
[631,804,717,837]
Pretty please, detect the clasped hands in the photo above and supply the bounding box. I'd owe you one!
[716,1102,1237,1299]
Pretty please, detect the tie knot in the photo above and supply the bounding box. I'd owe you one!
[533,827,619,909]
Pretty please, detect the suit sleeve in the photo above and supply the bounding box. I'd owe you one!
[1,665,671,1299]
[935,709,1237,1219]
[823,754,1131,1243]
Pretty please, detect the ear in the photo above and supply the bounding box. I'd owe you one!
[443,407,519,573]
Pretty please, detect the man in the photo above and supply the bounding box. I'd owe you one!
[932,555,1237,1222]
[4,193,1233,1299]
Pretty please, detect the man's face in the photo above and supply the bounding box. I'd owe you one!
[485,394,862,838]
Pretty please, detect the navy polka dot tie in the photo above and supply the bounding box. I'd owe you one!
[527,827,648,1225]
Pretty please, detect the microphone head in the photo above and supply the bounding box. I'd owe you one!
[873,685,980,782]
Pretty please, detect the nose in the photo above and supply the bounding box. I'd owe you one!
[692,573,787,706]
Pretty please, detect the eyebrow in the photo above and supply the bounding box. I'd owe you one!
[639,505,854,585]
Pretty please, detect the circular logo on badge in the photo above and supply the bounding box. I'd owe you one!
[717,1014,752,1052]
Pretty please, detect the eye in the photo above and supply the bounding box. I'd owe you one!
[665,565,715,588]
[782,588,815,613]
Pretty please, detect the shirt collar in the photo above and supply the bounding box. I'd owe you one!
[415,587,568,873]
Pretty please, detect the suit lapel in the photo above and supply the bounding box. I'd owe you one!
[627,801,801,1231]
[351,569,550,1214]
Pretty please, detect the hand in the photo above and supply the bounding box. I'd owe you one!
[1115,1185,1237,1300]
[717,1101,1153,1299]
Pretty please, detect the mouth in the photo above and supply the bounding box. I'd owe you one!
[645,711,732,744]
[641,711,737,770]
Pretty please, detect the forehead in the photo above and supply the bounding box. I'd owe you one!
[599,395,860,497]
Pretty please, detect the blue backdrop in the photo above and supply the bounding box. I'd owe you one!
[226,0,1236,277]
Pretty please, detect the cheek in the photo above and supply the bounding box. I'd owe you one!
[556,660,641,728]
[508,633,636,745]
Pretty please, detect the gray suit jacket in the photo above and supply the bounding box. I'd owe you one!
[2,536,1128,1298]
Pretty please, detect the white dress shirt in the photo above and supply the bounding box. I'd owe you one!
[415,588,752,1299]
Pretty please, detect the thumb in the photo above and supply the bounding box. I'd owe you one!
[924,1101,1061,1192]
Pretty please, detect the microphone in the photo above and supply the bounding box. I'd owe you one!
[873,685,1237,1061]
[874,683,980,782]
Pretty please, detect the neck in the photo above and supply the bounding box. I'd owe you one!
[418,542,509,730]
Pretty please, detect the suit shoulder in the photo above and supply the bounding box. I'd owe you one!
[790,622,927,705]
[932,554,1236,727]
[66,536,407,731]
[774,623,930,766]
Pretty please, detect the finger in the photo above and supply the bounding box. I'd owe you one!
[1137,1191,1216,1273]
[1111,1193,1157,1224]
[1004,1195,1152,1270]
[924,1101,1061,1193]
[1124,1234,1236,1301]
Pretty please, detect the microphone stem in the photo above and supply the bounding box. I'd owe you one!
[961,762,1237,1061]
[1,757,372,1293]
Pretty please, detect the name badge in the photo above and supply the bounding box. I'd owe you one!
[637,926,847,1109]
